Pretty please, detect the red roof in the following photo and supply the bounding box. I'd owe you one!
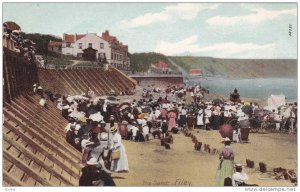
[102,30,128,51]
[63,33,85,43]
[48,41,62,46]
[189,69,202,76]
[152,61,168,69]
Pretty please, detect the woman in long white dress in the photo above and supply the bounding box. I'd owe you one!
[110,127,129,172]
[197,109,204,128]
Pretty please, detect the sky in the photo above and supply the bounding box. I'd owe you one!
[3,2,297,59]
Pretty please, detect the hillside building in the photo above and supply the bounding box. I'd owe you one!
[53,31,130,71]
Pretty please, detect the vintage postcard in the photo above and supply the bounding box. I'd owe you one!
[2,2,298,191]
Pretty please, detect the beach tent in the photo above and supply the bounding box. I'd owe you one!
[267,94,286,108]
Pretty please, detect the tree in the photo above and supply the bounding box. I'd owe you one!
[20,32,62,55]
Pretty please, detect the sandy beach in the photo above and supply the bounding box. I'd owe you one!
[111,129,297,186]
[110,84,297,187]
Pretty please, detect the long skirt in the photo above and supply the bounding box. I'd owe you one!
[215,160,234,186]
[111,144,129,172]
[211,115,221,130]
[168,118,176,131]
[179,115,187,127]
[197,114,204,126]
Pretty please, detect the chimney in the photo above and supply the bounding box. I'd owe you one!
[75,33,77,42]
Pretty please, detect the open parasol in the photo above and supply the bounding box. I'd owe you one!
[4,21,21,31]
[241,105,253,115]
[219,124,234,140]
[212,98,224,105]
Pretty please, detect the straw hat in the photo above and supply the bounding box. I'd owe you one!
[85,141,95,147]
[224,137,230,142]
[235,163,243,167]
[110,127,118,133]
[86,157,99,166]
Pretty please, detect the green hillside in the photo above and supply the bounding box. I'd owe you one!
[20,32,62,55]
[170,56,297,79]
[129,52,175,72]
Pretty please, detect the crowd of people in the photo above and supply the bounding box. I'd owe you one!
[3,21,37,62]
[33,82,297,186]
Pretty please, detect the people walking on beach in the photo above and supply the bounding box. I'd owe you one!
[178,106,187,128]
[211,105,222,130]
[110,127,129,173]
[168,108,177,132]
[215,137,234,186]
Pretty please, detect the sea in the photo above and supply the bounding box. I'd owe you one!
[186,77,298,101]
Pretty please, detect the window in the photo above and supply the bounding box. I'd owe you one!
[78,43,82,49]
[88,43,92,48]
[66,43,71,47]
[100,43,104,49]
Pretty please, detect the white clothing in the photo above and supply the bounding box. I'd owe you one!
[65,122,76,132]
[129,126,139,137]
[62,105,70,109]
[57,102,63,110]
[238,115,249,122]
[66,96,74,103]
[129,113,134,120]
[232,130,240,143]
[142,125,149,137]
[197,109,204,126]
[89,145,105,160]
[110,133,129,172]
[224,111,232,118]
[81,139,90,149]
[232,171,249,186]
[205,109,212,124]
[181,109,187,115]
[89,112,103,122]
[149,113,156,121]
[103,101,107,112]
[155,110,161,118]
[283,108,291,118]
[39,98,46,107]
[137,119,147,126]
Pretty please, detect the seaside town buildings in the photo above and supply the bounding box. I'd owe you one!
[48,30,130,71]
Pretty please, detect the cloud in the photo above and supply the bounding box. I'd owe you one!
[122,3,220,28]
[206,7,297,26]
[155,35,201,55]
[154,35,277,58]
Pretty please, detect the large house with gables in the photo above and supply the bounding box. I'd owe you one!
[49,31,130,71]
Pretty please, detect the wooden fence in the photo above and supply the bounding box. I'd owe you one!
[3,47,39,103]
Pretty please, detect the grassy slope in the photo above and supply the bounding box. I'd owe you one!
[170,56,297,79]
